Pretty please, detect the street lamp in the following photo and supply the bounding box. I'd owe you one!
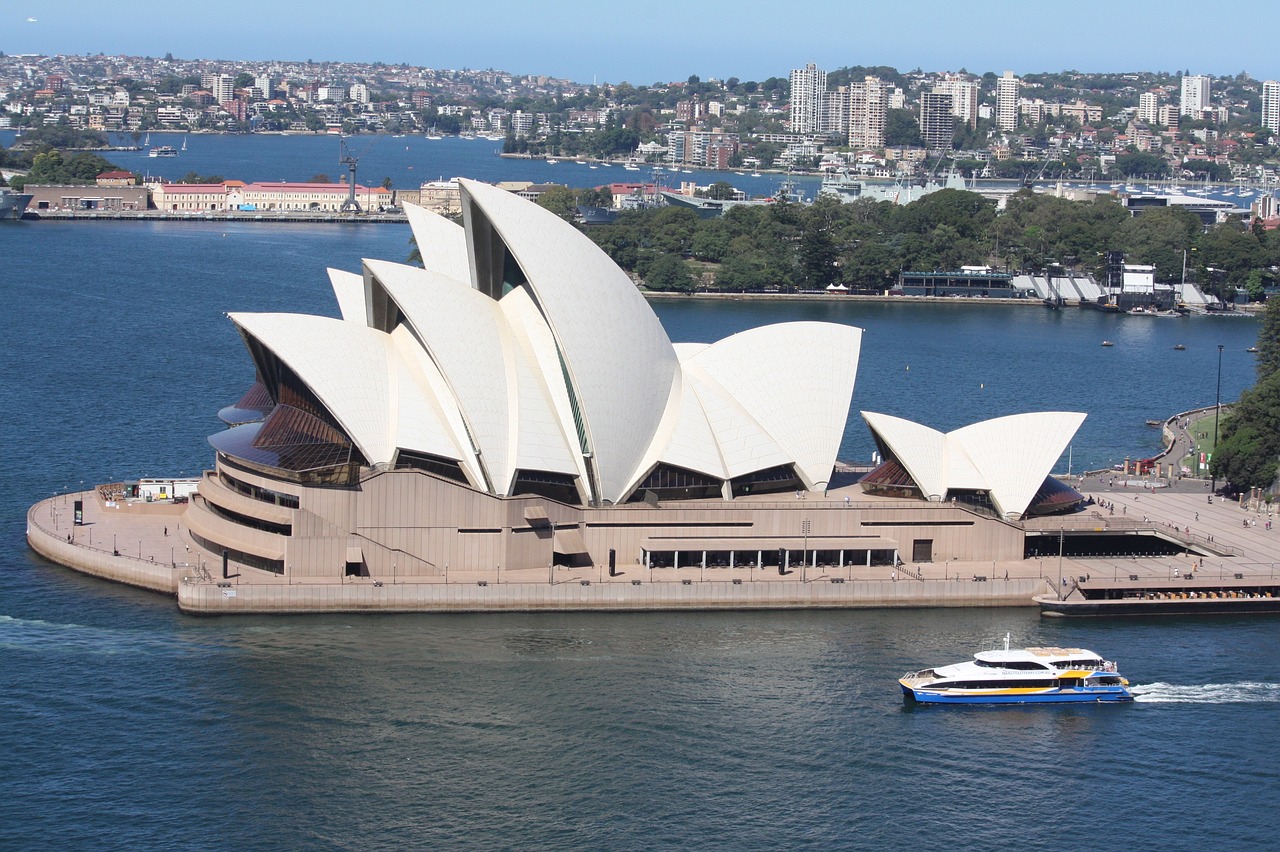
[1211,344,1224,494]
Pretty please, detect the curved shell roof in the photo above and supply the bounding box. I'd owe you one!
[218,185,864,505]
[861,411,1085,517]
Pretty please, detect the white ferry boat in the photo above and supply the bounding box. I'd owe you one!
[148,145,179,158]
[899,635,1132,705]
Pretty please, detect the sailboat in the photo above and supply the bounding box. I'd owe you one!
[181,136,187,152]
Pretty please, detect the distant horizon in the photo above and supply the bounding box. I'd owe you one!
[3,49,1272,89]
[3,0,1278,86]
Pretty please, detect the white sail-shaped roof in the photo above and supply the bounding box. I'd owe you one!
[327,268,367,324]
[219,180,866,508]
[861,411,1085,517]
[951,412,1086,520]
[364,258,516,490]
[687,322,861,490]
[404,201,470,284]
[497,286,585,484]
[862,412,949,500]
[458,179,678,503]
[230,313,398,465]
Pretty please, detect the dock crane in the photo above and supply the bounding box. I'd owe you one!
[339,137,362,212]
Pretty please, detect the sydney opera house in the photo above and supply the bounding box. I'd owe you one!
[20,175,1085,606]
[156,179,1084,590]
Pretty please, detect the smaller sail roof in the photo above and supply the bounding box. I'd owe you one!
[861,411,1086,517]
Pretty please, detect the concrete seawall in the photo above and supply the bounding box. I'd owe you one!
[27,501,182,594]
[176,576,1043,615]
[28,494,1044,614]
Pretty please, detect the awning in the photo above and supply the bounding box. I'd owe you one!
[346,546,364,563]
[641,536,899,552]
[553,526,589,554]
[523,506,550,526]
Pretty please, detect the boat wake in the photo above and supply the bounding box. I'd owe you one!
[1131,681,1280,704]
[0,614,196,655]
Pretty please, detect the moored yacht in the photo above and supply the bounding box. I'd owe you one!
[899,635,1132,704]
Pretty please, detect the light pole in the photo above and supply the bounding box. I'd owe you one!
[1057,528,1065,601]
[1211,344,1224,494]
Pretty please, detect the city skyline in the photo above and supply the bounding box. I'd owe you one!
[4,0,1279,86]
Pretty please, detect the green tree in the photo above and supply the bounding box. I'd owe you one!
[690,219,731,262]
[534,185,578,220]
[1257,295,1280,380]
[1112,150,1169,178]
[704,181,736,200]
[643,253,695,292]
[1210,371,1280,491]
[884,108,924,147]
[714,252,770,291]
[1117,207,1200,281]
[798,219,839,288]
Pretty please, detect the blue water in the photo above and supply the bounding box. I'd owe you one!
[0,129,815,200]
[1,139,1275,849]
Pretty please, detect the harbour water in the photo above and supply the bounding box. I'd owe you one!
[1,141,1275,848]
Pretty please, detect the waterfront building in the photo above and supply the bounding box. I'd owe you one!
[896,268,1022,298]
[1180,74,1211,118]
[668,131,740,167]
[509,110,534,136]
[23,183,148,212]
[1262,80,1280,136]
[789,63,826,134]
[149,180,392,212]
[158,180,1061,588]
[847,76,887,150]
[996,71,1019,131]
[918,91,955,151]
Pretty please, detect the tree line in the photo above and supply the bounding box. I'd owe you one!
[1212,298,1280,493]
[534,187,1280,301]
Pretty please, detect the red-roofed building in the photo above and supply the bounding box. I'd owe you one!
[151,181,394,212]
[96,171,136,187]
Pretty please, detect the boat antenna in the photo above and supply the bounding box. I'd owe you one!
[1004,632,1010,652]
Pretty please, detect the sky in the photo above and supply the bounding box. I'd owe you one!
[4,0,1279,85]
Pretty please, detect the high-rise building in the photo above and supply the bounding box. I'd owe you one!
[254,75,274,99]
[1262,80,1280,135]
[789,63,827,133]
[1138,92,1160,125]
[919,91,955,150]
[203,73,236,106]
[847,76,887,149]
[350,83,370,104]
[509,110,534,136]
[934,76,979,128]
[821,87,848,136]
[1180,75,1211,117]
[996,71,1019,131]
